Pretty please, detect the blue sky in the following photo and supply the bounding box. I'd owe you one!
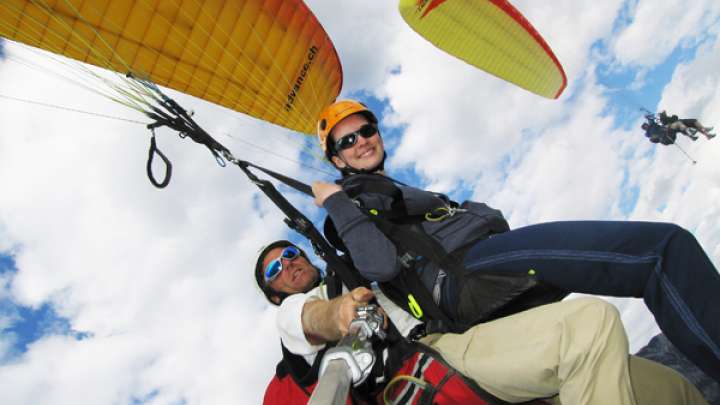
[598,44,700,129]
[0,254,91,361]
[1,1,720,403]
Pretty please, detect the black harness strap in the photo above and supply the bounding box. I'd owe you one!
[279,343,327,396]
[145,99,231,163]
[337,174,469,332]
[399,266,461,331]
[372,219,467,280]
[324,262,344,300]
[142,98,457,334]
[135,84,408,342]
[139,80,232,188]
[146,131,172,188]
[362,218,467,333]
[233,161,369,291]
[239,160,313,197]
[140,100,371,295]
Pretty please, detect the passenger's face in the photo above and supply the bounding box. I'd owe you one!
[330,114,384,171]
[262,247,319,303]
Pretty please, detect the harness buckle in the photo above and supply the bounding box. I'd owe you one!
[399,252,415,268]
[424,205,467,222]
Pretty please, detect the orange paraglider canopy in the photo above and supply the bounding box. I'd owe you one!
[0,0,343,134]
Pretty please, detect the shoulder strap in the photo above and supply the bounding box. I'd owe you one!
[340,174,417,221]
[379,268,463,333]
[334,175,470,332]
[325,211,466,333]
[324,266,344,299]
[235,161,370,294]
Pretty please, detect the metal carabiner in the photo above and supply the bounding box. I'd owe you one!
[424,205,467,222]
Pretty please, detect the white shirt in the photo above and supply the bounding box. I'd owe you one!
[276,284,329,365]
[276,283,421,365]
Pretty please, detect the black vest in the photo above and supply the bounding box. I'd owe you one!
[324,174,567,333]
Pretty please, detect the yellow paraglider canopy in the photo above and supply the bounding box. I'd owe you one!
[0,0,343,134]
[399,0,566,99]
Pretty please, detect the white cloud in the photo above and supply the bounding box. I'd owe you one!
[306,1,403,96]
[375,0,624,201]
[0,43,295,403]
[658,28,720,120]
[627,33,720,265]
[513,0,625,89]
[491,75,626,225]
[612,0,720,67]
[370,0,719,357]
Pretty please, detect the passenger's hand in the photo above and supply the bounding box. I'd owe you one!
[312,181,342,207]
[336,287,374,336]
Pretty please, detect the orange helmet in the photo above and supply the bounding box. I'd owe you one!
[317,99,377,156]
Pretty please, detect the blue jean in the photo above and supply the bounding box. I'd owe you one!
[460,220,720,383]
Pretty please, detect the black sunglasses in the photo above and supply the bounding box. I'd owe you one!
[334,123,378,152]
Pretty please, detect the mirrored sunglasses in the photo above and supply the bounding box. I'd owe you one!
[264,246,300,283]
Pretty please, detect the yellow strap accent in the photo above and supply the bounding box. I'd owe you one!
[407,294,423,319]
[424,207,450,222]
[383,374,429,405]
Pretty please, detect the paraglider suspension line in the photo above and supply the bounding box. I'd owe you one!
[671,141,697,164]
[128,79,404,344]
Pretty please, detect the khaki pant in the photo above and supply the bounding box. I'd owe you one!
[421,298,707,405]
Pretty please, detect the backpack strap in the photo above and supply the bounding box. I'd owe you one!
[360,215,469,332]
[325,175,473,333]
[324,268,344,300]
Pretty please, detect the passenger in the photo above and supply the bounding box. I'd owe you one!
[659,110,715,140]
[311,100,720,383]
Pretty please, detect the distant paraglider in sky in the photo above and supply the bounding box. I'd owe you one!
[641,114,680,146]
[656,111,716,141]
[0,0,342,135]
[641,111,716,144]
[640,110,716,164]
[398,0,567,99]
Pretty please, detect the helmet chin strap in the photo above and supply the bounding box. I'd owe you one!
[338,151,387,177]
